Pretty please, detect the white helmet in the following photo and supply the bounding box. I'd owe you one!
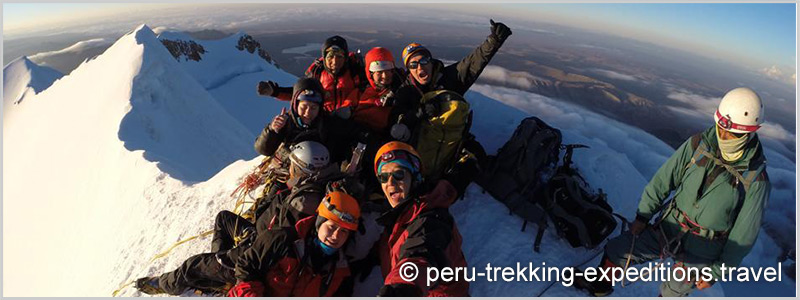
[714,87,764,134]
[289,141,330,174]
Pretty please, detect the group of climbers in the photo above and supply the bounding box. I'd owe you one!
[134,15,772,297]
[135,19,513,297]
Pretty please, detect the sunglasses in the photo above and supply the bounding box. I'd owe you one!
[407,56,431,69]
[377,169,407,184]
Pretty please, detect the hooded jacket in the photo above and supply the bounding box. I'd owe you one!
[231,216,351,297]
[254,78,327,158]
[272,39,366,113]
[254,78,365,163]
[352,48,405,133]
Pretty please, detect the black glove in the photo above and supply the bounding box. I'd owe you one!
[257,80,278,96]
[378,284,422,297]
[489,19,512,44]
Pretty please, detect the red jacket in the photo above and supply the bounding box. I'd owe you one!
[352,86,392,132]
[377,194,470,296]
[230,216,351,297]
[275,53,364,113]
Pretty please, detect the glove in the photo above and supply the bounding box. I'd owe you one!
[390,123,411,142]
[489,19,512,44]
[269,107,289,132]
[333,106,353,119]
[378,284,422,297]
[227,280,264,297]
[695,279,714,290]
[257,80,279,96]
[630,217,648,236]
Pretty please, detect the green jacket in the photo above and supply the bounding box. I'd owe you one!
[636,126,770,279]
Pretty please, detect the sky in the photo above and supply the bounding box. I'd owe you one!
[498,3,796,70]
[3,3,796,71]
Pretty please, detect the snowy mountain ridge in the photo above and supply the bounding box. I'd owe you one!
[2,24,795,297]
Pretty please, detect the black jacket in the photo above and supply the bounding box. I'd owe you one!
[390,35,505,128]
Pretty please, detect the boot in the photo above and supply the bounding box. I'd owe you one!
[135,276,166,295]
[572,257,617,297]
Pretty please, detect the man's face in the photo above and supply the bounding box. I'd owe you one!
[324,51,345,74]
[296,101,320,125]
[371,69,393,88]
[379,163,412,208]
[317,219,350,249]
[407,54,432,85]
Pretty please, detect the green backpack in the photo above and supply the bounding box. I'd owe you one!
[412,90,472,182]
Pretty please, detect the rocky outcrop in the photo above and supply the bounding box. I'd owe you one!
[235,34,278,68]
[160,39,206,62]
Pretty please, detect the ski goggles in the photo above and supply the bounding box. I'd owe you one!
[715,110,760,133]
[369,60,395,72]
[377,169,408,184]
[325,46,345,58]
[321,196,357,226]
[407,56,431,69]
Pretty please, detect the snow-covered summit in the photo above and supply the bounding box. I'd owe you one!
[2,56,63,111]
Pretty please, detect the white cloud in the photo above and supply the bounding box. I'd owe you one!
[665,88,719,115]
[588,68,638,81]
[759,65,795,85]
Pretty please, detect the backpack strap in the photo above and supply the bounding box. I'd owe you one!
[693,140,766,193]
[306,59,325,79]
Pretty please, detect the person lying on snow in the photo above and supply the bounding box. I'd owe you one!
[133,141,336,296]
[257,35,367,117]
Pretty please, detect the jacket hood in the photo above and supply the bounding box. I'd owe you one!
[365,47,396,89]
[290,78,324,127]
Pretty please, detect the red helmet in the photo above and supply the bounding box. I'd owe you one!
[364,47,396,88]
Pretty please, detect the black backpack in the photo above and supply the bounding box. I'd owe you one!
[542,144,618,250]
[477,117,618,252]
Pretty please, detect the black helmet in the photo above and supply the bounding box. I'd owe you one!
[321,35,348,58]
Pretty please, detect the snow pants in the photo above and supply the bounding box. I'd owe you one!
[158,210,254,295]
[604,222,715,297]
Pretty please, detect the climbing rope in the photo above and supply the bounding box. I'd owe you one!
[112,156,275,296]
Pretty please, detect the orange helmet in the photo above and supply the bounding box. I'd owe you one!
[317,191,361,231]
[401,43,431,68]
[374,141,423,182]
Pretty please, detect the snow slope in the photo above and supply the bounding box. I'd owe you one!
[155,29,298,136]
[2,24,795,297]
[2,56,63,117]
[3,24,256,296]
